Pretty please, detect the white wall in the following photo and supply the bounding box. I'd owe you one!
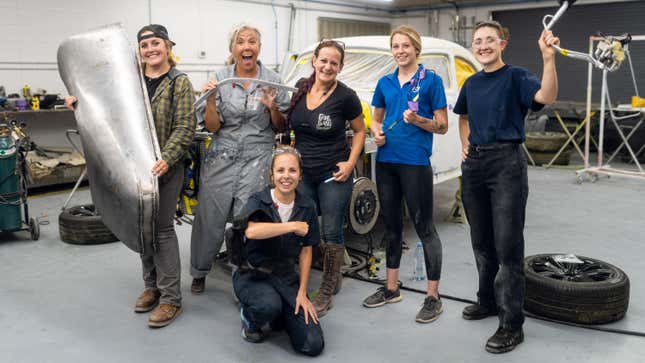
[0,0,390,96]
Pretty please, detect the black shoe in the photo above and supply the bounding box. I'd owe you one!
[485,327,524,354]
[363,286,402,308]
[415,296,443,323]
[240,308,265,343]
[462,303,498,320]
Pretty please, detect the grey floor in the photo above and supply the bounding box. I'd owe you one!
[1,164,644,363]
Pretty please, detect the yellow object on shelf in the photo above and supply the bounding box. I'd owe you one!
[31,96,40,110]
[632,96,645,108]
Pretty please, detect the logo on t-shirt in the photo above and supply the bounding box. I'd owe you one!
[316,113,332,130]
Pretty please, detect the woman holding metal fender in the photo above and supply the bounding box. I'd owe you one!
[454,21,559,353]
[363,25,448,324]
[287,39,366,317]
[65,24,196,328]
[189,24,290,294]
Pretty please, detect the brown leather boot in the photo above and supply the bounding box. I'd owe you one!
[148,303,183,328]
[313,243,345,317]
[134,288,160,313]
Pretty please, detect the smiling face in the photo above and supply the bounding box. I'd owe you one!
[391,33,418,68]
[312,46,343,84]
[472,26,507,69]
[232,29,261,74]
[138,32,170,68]
[271,153,301,196]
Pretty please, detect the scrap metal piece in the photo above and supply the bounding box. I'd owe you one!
[57,24,159,253]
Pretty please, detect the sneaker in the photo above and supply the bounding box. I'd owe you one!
[485,327,524,354]
[415,296,443,323]
[363,286,402,308]
[134,288,160,313]
[240,307,265,343]
[462,303,498,320]
[191,277,205,294]
[148,303,182,328]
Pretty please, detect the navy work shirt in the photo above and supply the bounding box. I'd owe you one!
[453,64,544,145]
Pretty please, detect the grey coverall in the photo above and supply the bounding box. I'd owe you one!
[190,62,290,278]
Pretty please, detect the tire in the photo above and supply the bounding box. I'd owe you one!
[524,254,630,324]
[525,132,569,152]
[347,177,380,235]
[29,217,40,241]
[59,204,119,245]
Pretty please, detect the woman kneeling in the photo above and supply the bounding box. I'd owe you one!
[231,146,324,357]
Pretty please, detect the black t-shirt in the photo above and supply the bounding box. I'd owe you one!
[290,81,363,176]
[145,72,169,101]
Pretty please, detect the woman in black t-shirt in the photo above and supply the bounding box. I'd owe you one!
[287,40,365,317]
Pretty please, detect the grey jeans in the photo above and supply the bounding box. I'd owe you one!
[140,164,184,307]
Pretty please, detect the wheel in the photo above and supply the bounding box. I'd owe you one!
[347,177,380,235]
[575,174,583,184]
[59,204,119,245]
[527,149,571,166]
[591,173,598,183]
[524,254,630,324]
[525,132,569,152]
[29,217,40,241]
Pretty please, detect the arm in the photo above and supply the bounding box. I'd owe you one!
[458,114,470,161]
[370,107,386,147]
[245,220,309,240]
[403,107,448,134]
[533,30,560,105]
[295,246,318,324]
[333,114,366,182]
[203,78,222,133]
[156,76,197,175]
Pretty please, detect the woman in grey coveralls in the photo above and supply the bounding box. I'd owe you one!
[189,24,290,292]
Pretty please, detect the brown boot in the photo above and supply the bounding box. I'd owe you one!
[148,303,182,328]
[134,288,160,313]
[313,243,345,317]
[191,277,205,294]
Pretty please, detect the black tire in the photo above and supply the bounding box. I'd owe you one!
[525,132,568,152]
[29,217,40,241]
[527,149,571,166]
[347,177,380,235]
[59,204,119,245]
[524,254,630,324]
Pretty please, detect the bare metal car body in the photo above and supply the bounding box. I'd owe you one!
[57,24,159,253]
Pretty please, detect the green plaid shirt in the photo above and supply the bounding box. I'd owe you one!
[150,69,196,168]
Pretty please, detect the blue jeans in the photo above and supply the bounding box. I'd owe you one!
[375,162,442,281]
[461,143,528,330]
[298,171,352,245]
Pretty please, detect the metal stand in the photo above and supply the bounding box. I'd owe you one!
[577,35,645,183]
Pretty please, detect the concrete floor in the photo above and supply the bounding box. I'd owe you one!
[1,165,644,362]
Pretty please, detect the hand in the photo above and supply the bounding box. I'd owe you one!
[461,145,469,162]
[295,290,318,325]
[151,159,169,177]
[538,30,560,58]
[260,87,277,110]
[332,161,354,182]
[202,77,218,103]
[64,96,77,110]
[403,109,420,124]
[373,129,386,146]
[291,221,309,237]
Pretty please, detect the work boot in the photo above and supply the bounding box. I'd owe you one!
[485,327,524,353]
[148,303,182,328]
[313,242,345,317]
[134,288,160,313]
[191,277,205,294]
[462,303,498,320]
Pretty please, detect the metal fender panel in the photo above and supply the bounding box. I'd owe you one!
[57,24,159,254]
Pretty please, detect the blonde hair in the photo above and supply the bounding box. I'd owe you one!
[390,25,422,56]
[226,24,262,65]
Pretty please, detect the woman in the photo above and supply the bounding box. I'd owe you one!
[190,24,290,293]
[362,26,448,324]
[287,39,365,316]
[232,146,323,356]
[454,21,558,353]
[65,24,196,328]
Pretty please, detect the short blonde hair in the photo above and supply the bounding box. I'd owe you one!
[390,25,422,56]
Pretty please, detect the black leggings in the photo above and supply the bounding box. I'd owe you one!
[376,162,442,281]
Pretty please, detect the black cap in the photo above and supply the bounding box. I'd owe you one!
[137,24,176,45]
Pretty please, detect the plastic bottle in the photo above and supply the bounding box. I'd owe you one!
[413,241,426,281]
